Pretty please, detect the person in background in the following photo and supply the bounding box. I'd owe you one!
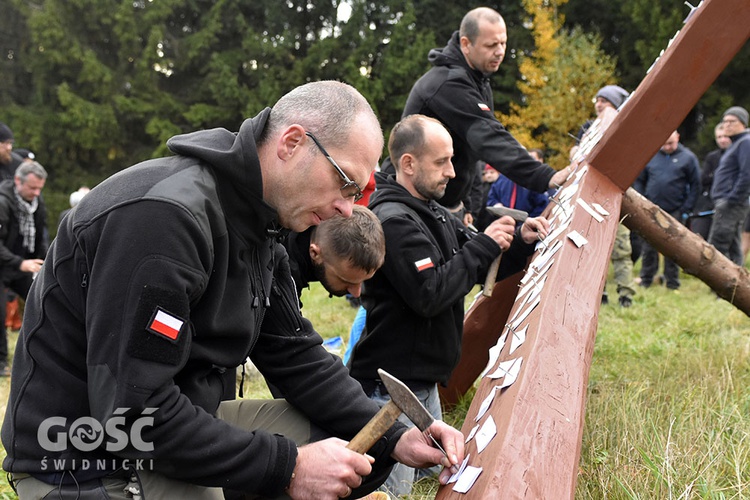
[381,7,569,227]
[708,106,750,266]
[486,148,550,221]
[634,131,701,290]
[57,186,91,228]
[1,81,464,499]
[349,114,548,497]
[579,85,636,307]
[0,161,48,377]
[692,123,731,240]
[0,123,23,181]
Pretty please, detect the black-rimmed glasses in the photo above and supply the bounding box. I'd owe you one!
[305,132,364,202]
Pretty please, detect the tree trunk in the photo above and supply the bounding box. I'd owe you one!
[622,188,750,312]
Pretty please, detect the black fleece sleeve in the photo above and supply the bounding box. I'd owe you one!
[252,245,407,462]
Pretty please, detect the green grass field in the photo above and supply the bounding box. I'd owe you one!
[0,268,748,499]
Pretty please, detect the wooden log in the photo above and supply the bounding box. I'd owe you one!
[622,188,750,312]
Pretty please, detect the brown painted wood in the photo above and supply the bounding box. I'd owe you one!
[439,271,523,408]
[437,0,750,497]
[622,188,750,312]
[438,166,619,499]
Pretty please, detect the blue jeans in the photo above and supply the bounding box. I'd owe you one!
[369,383,442,497]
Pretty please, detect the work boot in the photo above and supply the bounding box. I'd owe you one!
[601,291,609,305]
[618,296,632,308]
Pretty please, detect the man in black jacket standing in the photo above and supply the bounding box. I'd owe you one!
[0,161,47,376]
[2,81,464,500]
[388,7,569,225]
[350,114,548,496]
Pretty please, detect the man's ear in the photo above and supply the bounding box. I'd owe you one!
[309,242,323,264]
[459,35,472,55]
[400,154,416,175]
[277,124,306,161]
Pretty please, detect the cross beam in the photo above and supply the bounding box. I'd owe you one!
[437,0,750,497]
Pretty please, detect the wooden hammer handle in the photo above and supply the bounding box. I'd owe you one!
[347,400,402,454]
[482,253,503,297]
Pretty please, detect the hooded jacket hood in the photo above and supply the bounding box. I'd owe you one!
[167,108,279,243]
[428,31,489,81]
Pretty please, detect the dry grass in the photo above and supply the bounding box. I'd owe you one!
[0,275,748,499]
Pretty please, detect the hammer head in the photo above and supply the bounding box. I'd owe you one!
[378,368,434,432]
[486,205,529,223]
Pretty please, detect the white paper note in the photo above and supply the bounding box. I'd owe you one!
[475,386,500,421]
[576,198,604,222]
[500,357,523,389]
[448,455,470,484]
[480,332,507,378]
[453,465,483,493]
[592,202,610,217]
[509,324,527,355]
[511,296,540,331]
[475,415,497,453]
[465,424,479,443]
[567,230,588,248]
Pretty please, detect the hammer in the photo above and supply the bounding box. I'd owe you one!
[348,369,452,468]
[481,206,529,297]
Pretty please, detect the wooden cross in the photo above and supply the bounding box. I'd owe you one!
[437,0,750,497]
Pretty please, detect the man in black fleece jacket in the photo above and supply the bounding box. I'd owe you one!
[383,7,569,225]
[2,81,464,499]
[350,114,548,496]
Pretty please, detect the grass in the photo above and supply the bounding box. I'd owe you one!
[0,271,748,499]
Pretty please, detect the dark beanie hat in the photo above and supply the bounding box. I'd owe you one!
[0,122,13,143]
[723,106,749,127]
[596,85,630,109]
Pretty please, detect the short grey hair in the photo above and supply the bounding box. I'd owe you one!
[264,80,383,150]
[460,7,503,43]
[15,161,48,183]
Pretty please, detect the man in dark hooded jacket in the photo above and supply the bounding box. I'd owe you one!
[350,114,548,496]
[2,81,464,500]
[383,7,569,225]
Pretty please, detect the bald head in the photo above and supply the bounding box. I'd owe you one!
[460,7,503,43]
[265,80,383,152]
[660,131,680,155]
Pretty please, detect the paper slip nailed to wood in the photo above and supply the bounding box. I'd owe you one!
[567,230,588,248]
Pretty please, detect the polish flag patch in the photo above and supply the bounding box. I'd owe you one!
[414,257,434,272]
[147,308,185,342]
[477,103,490,111]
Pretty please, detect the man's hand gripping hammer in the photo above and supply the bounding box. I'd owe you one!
[347,369,454,470]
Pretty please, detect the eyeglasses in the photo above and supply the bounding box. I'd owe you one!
[305,132,363,202]
[721,117,740,125]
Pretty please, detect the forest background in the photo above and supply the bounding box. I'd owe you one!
[0,0,748,226]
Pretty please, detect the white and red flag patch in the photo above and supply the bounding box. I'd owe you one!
[477,102,490,111]
[414,257,434,272]
[147,308,185,341]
